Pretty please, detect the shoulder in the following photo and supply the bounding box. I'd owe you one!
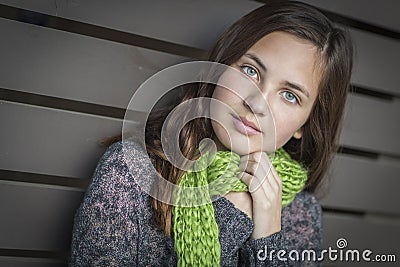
[74,138,156,226]
[70,139,157,265]
[286,191,322,217]
[95,138,150,175]
[282,191,323,249]
[282,191,322,232]
[282,191,322,224]
[83,138,157,207]
[91,138,155,190]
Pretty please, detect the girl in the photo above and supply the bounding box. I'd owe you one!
[70,1,353,266]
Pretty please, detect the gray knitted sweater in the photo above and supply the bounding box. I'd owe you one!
[70,140,322,266]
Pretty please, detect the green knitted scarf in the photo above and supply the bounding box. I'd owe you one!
[172,148,308,266]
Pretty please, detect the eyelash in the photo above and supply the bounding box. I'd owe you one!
[240,65,259,80]
[281,91,300,105]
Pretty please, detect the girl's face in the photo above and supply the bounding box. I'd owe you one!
[210,31,322,155]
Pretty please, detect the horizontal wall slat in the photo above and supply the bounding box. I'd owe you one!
[0,181,83,251]
[1,1,399,97]
[300,0,400,32]
[349,28,400,96]
[340,94,400,156]
[27,0,400,54]
[1,95,398,179]
[2,180,399,261]
[0,0,261,51]
[0,101,125,179]
[6,15,398,118]
[321,154,400,215]
[0,18,189,110]
[1,17,398,158]
[323,213,399,266]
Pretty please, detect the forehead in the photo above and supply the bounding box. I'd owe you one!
[246,31,322,100]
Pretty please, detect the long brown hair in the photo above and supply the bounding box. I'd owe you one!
[101,0,353,236]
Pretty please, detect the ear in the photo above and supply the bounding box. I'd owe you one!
[293,128,303,139]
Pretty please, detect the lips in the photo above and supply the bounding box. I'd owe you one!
[231,114,262,135]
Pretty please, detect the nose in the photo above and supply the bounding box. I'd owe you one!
[243,91,269,116]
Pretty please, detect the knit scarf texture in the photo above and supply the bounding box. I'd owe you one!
[172,148,308,266]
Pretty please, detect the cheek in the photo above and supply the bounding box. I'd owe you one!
[212,86,235,102]
[210,87,231,133]
[211,86,224,102]
[211,86,243,112]
[210,87,224,116]
[273,113,305,143]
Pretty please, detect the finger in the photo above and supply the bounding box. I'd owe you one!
[239,152,263,167]
[239,158,272,195]
[239,152,266,176]
[256,153,282,192]
[239,172,268,197]
[239,171,280,212]
[263,170,282,201]
[240,153,273,194]
[238,162,267,194]
[238,160,258,177]
[268,165,282,193]
[239,152,282,199]
[247,157,282,204]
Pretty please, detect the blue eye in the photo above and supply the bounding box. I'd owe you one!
[282,91,299,104]
[241,65,259,79]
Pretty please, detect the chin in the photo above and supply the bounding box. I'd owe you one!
[231,141,278,155]
[223,143,257,156]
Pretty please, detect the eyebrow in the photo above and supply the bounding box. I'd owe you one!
[244,53,310,98]
[284,81,310,98]
[244,53,266,72]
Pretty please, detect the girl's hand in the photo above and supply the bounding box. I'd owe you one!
[239,151,282,239]
[223,191,253,220]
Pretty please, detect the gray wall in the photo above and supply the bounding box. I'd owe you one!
[0,0,399,266]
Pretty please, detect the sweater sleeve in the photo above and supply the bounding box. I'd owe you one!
[282,192,323,266]
[212,195,290,266]
[212,196,254,266]
[69,141,151,266]
[239,191,323,266]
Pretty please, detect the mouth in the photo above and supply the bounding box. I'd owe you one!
[231,114,262,135]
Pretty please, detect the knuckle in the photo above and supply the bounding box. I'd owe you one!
[249,164,257,175]
[240,172,252,184]
[254,152,263,161]
[244,161,256,175]
[261,152,269,161]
